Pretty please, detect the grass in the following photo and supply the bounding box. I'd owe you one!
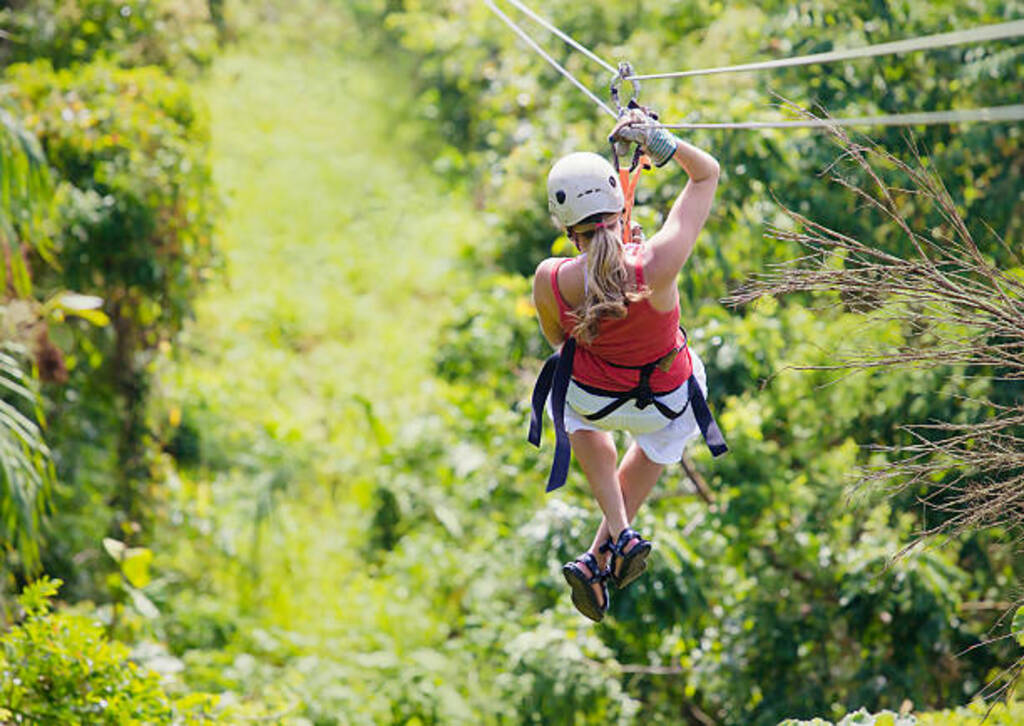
[155,5,491,715]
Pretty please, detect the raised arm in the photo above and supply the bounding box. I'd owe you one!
[609,112,720,290]
[645,139,719,289]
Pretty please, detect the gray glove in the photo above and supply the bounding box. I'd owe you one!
[609,108,679,167]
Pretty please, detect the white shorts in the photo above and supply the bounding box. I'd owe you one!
[547,349,709,465]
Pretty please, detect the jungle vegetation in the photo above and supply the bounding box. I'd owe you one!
[0,0,1021,723]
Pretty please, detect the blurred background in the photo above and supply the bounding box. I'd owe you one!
[0,0,1022,723]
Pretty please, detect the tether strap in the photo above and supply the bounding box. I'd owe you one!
[528,338,576,492]
[618,153,650,246]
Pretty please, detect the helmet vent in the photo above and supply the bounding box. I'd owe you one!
[609,176,617,188]
[555,190,566,204]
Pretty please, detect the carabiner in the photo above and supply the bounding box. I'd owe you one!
[608,61,640,118]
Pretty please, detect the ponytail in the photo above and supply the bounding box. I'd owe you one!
[570,221,650,344]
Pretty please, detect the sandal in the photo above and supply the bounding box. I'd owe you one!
[562,552,609,622]
[601,527,652,590]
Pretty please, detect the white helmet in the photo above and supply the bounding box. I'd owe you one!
[547,151,624,228]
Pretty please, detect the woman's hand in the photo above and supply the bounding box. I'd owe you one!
[608,108,648,151]
[608,107,678,167]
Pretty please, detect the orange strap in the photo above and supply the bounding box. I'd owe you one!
[618,154,651,245]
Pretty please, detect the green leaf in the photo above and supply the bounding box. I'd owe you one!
[121,546,154,588]
[127,584,160,618]
[16,576,61,618]
[65,307,111,326]
[0,349,52,569]
[104,537,154,587]
[103,536,127,561]
[1012,604,1024,647]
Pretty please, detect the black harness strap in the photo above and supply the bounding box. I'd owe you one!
[578,356,690,422]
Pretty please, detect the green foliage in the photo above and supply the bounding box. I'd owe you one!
[5,59,215,333]
[373,0,1024,287]
[134,1,1023,722]
[782,701,1024,725]
[917,700,1024,725]
[321,2,1024,724]
[434,273,547,398]
[0,56,216,568]
[0,348,53,570]
[1,1,1017,725]
[0,577,222,724]
[0,109,54,292]
[780,708,915,726]
[0,0,217,73]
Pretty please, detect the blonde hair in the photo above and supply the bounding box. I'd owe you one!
[569,215,650,344]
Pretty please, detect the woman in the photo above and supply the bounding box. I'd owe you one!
[529,110,726,622]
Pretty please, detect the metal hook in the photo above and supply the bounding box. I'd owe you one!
[608,61,640,117]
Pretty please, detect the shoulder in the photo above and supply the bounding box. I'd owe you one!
[534,256,565,279]
[533,256,574,291]
[534,256,585,309]
[532,257,564,304]
[642,235,682,291]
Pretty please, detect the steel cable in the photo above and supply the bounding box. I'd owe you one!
[654,104,1024,130]
[500,0,617,74]
[484,0,1024,131]
[484,0,618,118]
[627,19,1024,81]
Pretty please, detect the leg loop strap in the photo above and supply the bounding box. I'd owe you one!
[527,338,577,492]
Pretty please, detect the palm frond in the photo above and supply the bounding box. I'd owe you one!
[0,348,53,571]
[0,107,55,294]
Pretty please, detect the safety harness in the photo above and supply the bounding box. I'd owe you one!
[528,109,728,492]
[528,336,728,492]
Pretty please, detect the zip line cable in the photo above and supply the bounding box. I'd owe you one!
[484,0,1024,130]
[655,104,1024,130]
[627,19,1024,81]
[484,0,617,118]
[500,0,617,75]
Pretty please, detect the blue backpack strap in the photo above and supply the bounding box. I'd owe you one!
[527,338,577,492]
[688,376,728,457]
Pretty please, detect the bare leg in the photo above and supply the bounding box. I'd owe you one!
[567,429,628,605]
[569,430,629,536]
[587,441,664,570]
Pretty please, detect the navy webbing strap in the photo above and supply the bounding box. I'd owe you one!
[528,355,557,446]
[687,376,728,457]
[528,338,576,492]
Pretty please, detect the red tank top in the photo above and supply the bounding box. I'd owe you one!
[551,246,693,393]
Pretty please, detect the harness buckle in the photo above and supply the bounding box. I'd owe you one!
[656,347,681,373]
